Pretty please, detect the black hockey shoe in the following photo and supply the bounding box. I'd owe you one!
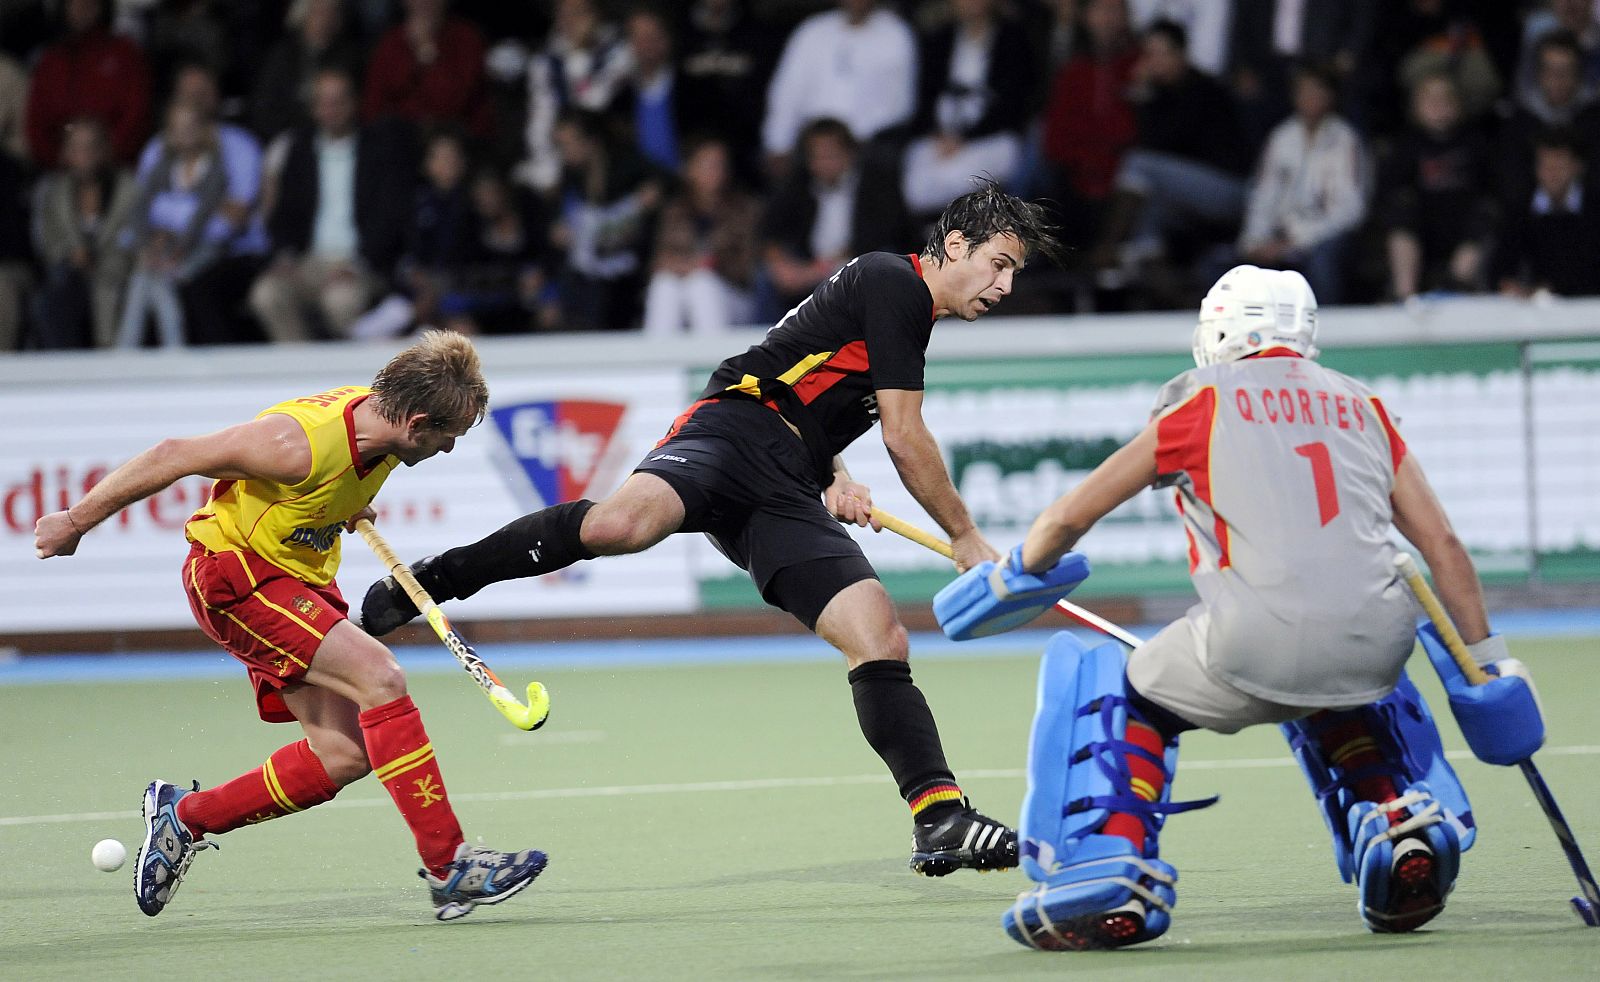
[909,797,1018,876]
[359,555,448,637]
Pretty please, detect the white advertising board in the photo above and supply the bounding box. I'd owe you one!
[7,296,1600,632]
[0,364,695,633]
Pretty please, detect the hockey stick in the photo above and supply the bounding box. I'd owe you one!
[868,508,1144,649]
[356,520,550,732]
[1395,552,1600,926]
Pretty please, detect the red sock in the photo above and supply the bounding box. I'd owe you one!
[1312,712,1400,806]
[1103,720,1167,851]
[359,695,464,875]
[177,739,339,836]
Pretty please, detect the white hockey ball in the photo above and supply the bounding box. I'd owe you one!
[92,838,127,872]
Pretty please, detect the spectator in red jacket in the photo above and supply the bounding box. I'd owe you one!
[1040,0,1139,249]
[25,0,152,168]
[362,0,492,139]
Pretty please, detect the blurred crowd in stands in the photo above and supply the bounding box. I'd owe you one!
[0,0,1598,350]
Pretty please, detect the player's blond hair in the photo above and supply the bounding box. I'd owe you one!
[370,330,490,432]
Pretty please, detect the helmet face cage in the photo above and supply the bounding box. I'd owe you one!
[1192,266,1319,367]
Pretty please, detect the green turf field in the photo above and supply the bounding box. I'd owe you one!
[2,638,1596,980]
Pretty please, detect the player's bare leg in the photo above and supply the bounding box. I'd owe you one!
[816,579,1016,875]
[576,473,686,555]
[280,686,375,786]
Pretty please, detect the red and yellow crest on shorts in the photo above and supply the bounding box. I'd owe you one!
[290,594,324,620]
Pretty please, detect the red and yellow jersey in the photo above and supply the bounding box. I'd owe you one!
[185,386,397,585]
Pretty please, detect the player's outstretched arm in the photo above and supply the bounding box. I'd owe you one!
[876,387,997,571]
[34,415,312,559]
[1390,452,1490,646]
[1021,423,1160,573]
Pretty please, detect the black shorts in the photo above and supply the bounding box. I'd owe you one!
[634,398,876,629]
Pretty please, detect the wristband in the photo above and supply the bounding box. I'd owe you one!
[1466,634,1509,669]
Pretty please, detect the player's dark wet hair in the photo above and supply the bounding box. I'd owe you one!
[923,178,1064,267]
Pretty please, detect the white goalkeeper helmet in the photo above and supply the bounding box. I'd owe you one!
[1192,264,1319,367]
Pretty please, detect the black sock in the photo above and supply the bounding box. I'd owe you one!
[847,660,959,818]
[434,499,597,600]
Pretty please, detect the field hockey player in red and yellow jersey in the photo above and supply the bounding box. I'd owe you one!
[34,331,548,922]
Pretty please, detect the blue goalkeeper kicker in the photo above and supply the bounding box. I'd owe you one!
[1004,633,1217,950]
[934,547,1091,641]
[1282,671,1476,885]
[1281,673,1474,932]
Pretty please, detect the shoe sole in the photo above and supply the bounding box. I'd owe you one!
[1011,908,1147,951]
[909,851,1017,877]
[133,782,171,917]
[133,783,158,914]
[1371,851,1443,933]
[434,853,549,922]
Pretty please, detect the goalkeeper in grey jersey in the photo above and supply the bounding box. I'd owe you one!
[997,265,1521,950]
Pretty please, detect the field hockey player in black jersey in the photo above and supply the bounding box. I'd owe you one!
[362,180,1062,877]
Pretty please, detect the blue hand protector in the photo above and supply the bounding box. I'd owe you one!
[934,546,1091,641]
[1417,626,1544,766]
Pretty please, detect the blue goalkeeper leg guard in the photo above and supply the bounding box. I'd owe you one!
[1003,633,1217,950]
[1282,671,1474,933]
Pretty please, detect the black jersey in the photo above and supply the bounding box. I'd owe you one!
[702,252,935,457]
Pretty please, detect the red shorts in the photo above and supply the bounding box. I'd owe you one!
[181,542,350,723]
